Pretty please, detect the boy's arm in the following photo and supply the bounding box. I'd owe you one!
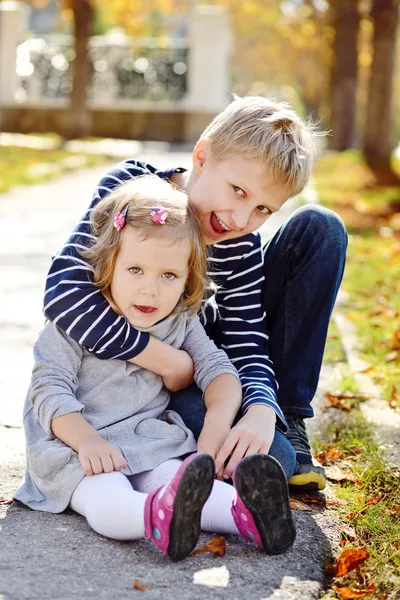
[206,233,285,477]
[44,160,192,386]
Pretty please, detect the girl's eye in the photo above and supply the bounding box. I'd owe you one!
[162,272,176,280]
[129,267,142,275]
[257,206,271,215]
[232,185,245,198]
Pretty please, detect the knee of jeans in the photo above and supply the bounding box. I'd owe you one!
[292,205,348,254]
[269,431,296,480]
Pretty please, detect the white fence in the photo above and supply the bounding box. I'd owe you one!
[0,2,232,114]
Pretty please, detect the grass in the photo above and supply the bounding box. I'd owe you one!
[0,145,110,194]
[315,151,400,408]
[314,367,400,600]
[315,151,400,599]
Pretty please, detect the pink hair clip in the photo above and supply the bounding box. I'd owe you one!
[114,205,129,232]
[150,205,168,225]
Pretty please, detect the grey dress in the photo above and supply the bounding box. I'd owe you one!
[14,313,239,513]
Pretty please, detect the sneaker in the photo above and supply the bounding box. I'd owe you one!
[144,453,215,561]
[285,415,326,492]
[231,454,296,555]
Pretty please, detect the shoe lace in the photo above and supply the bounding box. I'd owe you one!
[285,416,311,455]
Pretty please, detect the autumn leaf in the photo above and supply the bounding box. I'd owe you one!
[333,582,375,598]
[190,536,226,558]
[0,499,13,505]
[388,330,400,350]
[385,350,398,362]
[133,579,150,591]
[289,498,320,512]
[336,547,369,577]
[315,444,344,465]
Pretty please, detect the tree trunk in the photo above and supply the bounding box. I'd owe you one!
[65,0,93,140]
[363,0,400,185]
[328,0,360,151]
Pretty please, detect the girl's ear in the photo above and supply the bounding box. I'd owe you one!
[192,138,211,173]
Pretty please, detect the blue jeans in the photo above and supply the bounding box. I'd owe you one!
[169,206,347,478]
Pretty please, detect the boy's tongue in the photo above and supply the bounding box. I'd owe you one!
[211,212,225,234]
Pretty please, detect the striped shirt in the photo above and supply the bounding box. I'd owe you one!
[44,159,287,431]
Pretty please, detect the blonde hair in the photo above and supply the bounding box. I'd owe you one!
[80,175,209,315]
[199,95,321,195]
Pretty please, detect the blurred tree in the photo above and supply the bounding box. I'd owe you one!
[363,0,400,185]
[328,0,360,150]
[64,0,94,139]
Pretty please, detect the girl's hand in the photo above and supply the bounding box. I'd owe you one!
[197,422,231,477]
[78,437,128,476]
[215,405,276,480]
[162,349,194,392]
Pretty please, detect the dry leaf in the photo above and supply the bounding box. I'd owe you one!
[386,350,398,362]
[325,465,351,483]
[333,583,375,599]
[190,536,226,558]
[388,330,400,350]
[315,444,344,465]
[133,579,150,591]
[289,498,320,512]
[336,547,369,577]
[0,499,13,505]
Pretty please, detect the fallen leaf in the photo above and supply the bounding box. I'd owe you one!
[190,536,226,558]
[315,444,344,465]
[0,499,13,505]
[325,465,351,483]
[289,498,320,512]
[133,579,150,591]
[333,583,375,599]
[388,330,400,350]
[386,350,398,362]
[336,547,369,577]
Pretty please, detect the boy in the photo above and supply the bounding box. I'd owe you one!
[44,96,347,492]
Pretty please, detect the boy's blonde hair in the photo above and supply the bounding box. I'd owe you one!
[81,175,208,315]
[199,95,320,195]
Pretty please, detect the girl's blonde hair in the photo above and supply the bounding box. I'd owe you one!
[80,175,209,315]
[199,95,322,195]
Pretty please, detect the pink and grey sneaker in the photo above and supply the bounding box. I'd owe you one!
[231,454,296,555]
[144,453,215,562]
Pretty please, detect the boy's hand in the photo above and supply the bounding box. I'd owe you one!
[162,349,194,392]
[79,437,128,476]
[215,405,276,480]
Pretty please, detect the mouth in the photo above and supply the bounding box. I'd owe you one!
[133,305,158,316]
[208,212,232,236]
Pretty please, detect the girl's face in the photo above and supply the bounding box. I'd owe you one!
[179,140,293,245]
[110,227,191,328]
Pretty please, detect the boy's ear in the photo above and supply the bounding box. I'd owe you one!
[192,138,211,171]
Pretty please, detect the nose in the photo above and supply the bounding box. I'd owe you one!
[140,276,158,297]
[231,206,251,231]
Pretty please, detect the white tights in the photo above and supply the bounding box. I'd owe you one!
[70,458,238,541]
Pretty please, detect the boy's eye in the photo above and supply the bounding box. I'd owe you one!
[162,272,176,280]
[232,185,246,198]
[129,267,142,275]
[257,206,271,215]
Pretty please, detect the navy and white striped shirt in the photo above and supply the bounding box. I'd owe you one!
[44,160,287,431]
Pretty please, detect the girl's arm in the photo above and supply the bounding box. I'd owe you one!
[31,322,126,476]
[43,159,192,388]
[181,316,242,465]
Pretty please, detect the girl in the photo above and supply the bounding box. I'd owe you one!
[15,175,296,561]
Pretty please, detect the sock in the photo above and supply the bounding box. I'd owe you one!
[70,471,146,541]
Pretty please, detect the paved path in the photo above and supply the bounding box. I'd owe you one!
[0,153,340,600]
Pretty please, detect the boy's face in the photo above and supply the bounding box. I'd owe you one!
[185,140,293,245]
[110,227,190,329]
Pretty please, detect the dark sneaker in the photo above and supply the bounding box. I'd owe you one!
[285,415,326,493]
